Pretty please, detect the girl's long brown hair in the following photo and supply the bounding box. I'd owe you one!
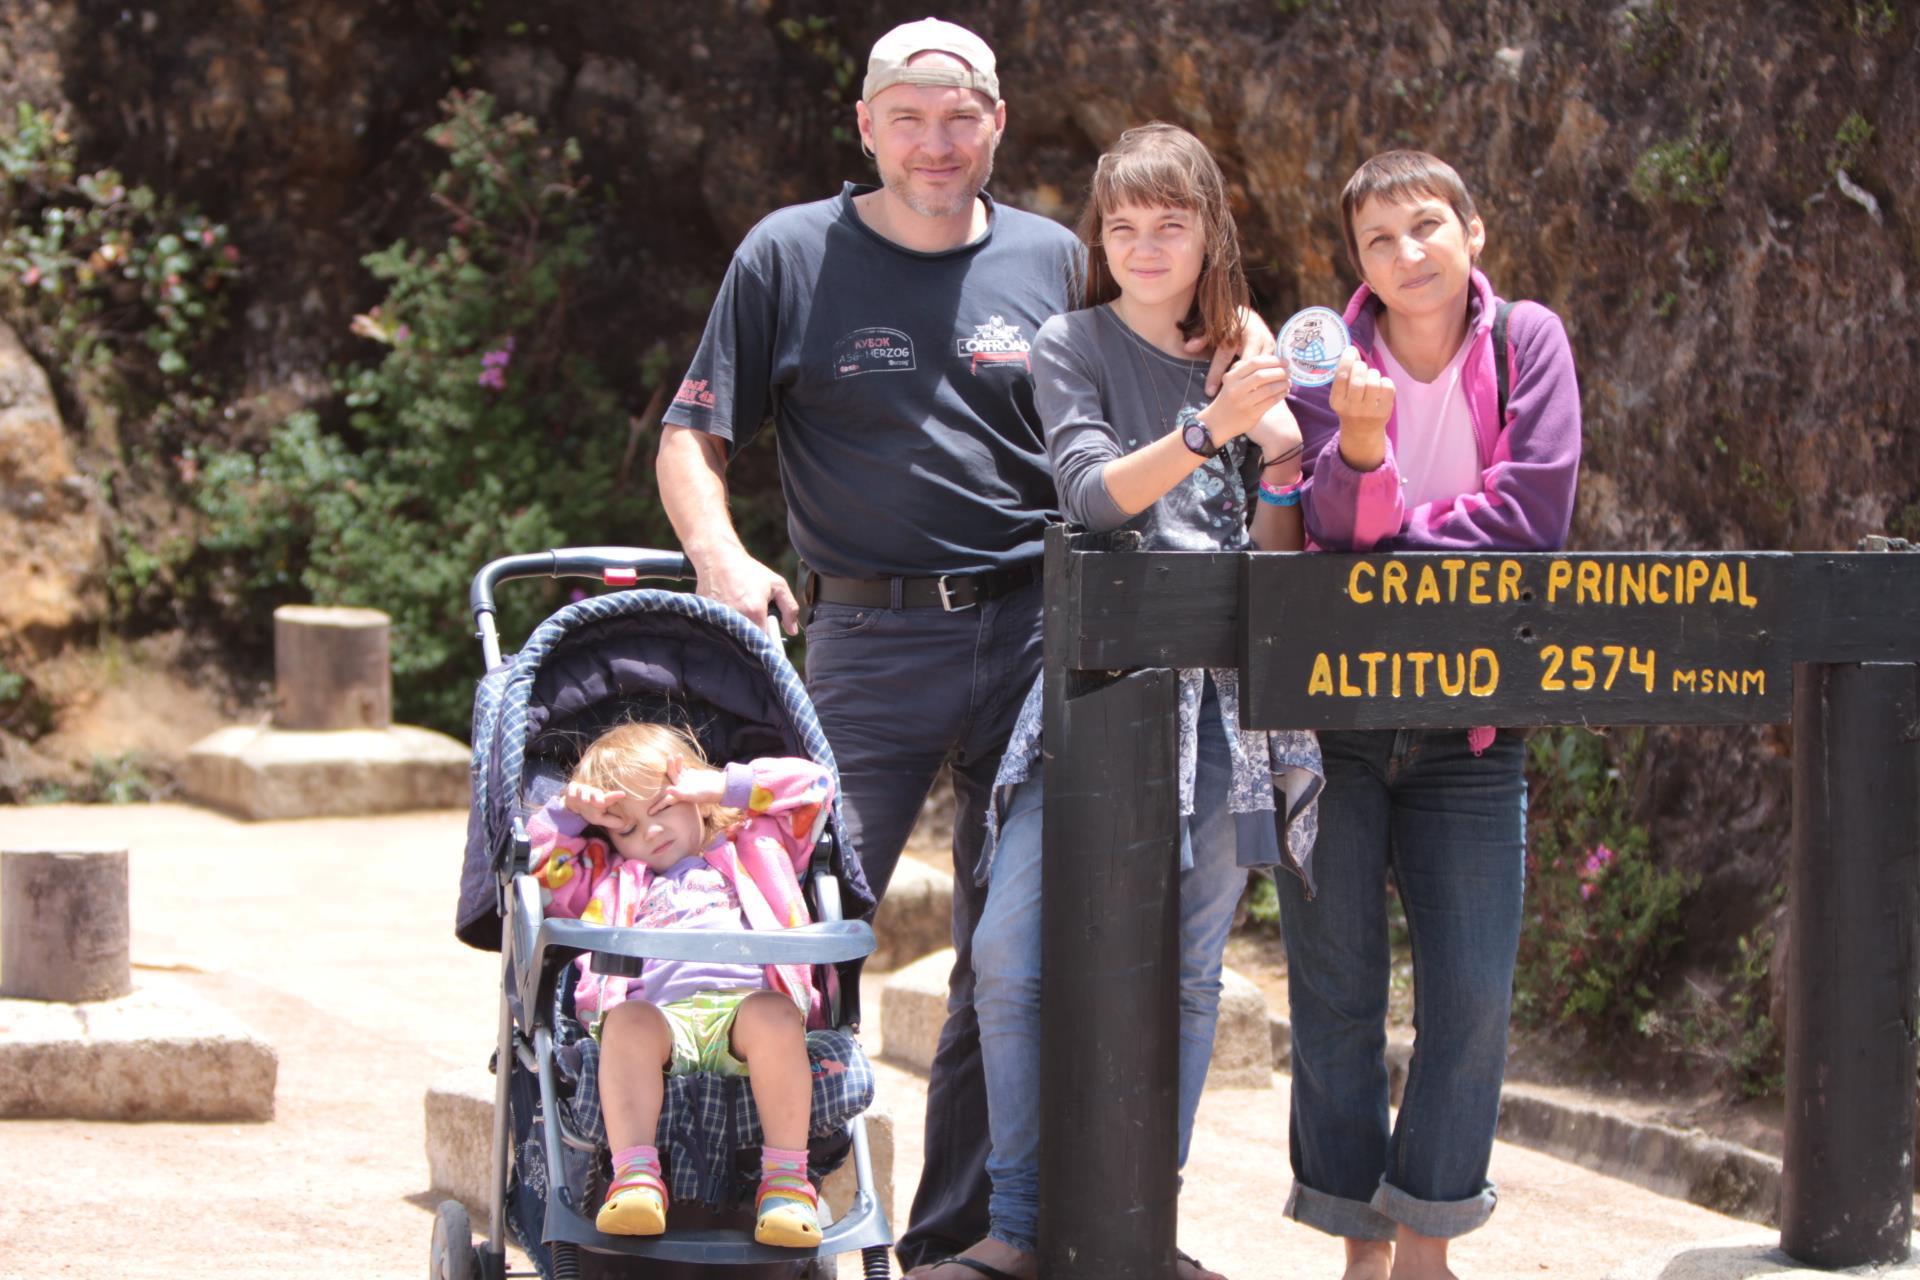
[1076,122,1248,352]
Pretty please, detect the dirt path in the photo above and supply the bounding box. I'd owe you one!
[1,802,1759,1279]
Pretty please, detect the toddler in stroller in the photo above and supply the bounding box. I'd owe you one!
[442,548,892,1280]
[529,722,833,1246]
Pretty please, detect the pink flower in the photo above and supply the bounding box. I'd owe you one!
[21,266,40,287]
[1580,882,1595,901]
[201,228,217,246]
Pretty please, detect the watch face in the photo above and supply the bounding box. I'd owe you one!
[1183,421,1215,457]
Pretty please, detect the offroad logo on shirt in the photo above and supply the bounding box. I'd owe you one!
[834,327,917,379]
[955,315,1031,374]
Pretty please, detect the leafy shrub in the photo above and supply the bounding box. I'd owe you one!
[1514,728,1696,1039]
[199,90,653,734]
[1631,133,1732,208]
[1649,926,1784,1097]
[0,103,240,435]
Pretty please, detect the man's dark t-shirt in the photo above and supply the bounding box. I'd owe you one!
[662,183,1082,580]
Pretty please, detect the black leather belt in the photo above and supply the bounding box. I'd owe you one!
[802,562,1040,612]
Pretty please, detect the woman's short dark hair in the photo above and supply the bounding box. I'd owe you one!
[1339,150,1479,277]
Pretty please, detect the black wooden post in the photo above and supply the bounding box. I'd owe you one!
[1782,661,1920,1268]
[1040,527,1183,1280]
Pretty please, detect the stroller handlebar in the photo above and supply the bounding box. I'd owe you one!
[471,547,693,668]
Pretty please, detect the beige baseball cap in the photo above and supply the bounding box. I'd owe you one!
[862,17,1000,102]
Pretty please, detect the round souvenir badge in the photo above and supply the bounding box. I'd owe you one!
[1278,306,1351,388]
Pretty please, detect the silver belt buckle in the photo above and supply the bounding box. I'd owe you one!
[936,575,970,611]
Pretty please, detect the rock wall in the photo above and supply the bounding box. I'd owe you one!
[3,0,1915,933]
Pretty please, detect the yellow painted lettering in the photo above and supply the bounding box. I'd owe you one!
[1628,647,1656,691]
[1540,645,1566,691]
[1437,652,1467,696]
[1468,561,1492,604]
[1338,654,1362,698]
[1415,566,1441,605]
[1309,653,1334,696]
[1548,560,1573,602]
[1672,668,1698,692]
[1441,559,1467,601]
[1710,561,1735,604]
[1408,652,1434,696]
[1569,645,1597,690]
[1741,670,1766,695]
[1348,561,1376,604]
[1359,652,1386,697]
[1577,560,1603,604]
[1498,559,1524,603]
[1391,653,1403,698]
[1470,648,1499,696]
[1738,561,1758,608]
[1619,562,1647,606]
[1686,559,1710,603]
[1381,560,1409,604]
[1649,563,1672,603]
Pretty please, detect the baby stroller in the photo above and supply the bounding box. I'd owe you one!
[437,547,894,1279]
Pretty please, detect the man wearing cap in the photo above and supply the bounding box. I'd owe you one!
[655,17,1264,1273]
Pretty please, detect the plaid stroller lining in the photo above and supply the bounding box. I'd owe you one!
[559,1025,875,1210]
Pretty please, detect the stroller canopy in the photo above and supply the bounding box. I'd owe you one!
[457,589,875,950]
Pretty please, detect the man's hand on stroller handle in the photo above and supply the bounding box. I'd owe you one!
[695,546,800,638]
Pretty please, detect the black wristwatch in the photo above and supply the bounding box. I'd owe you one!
[1177,406,1219,459]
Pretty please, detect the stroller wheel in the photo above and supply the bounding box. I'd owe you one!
[430,1200,476,1280]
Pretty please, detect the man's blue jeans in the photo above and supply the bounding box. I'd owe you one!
[1277,726,1527,1240]
[970,686,1248,1254]
[802,580,1043,1269]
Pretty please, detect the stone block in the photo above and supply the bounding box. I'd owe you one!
[885,948,1271,1090]
[426,1067,896,1227]
[878,949,958,1074]
[870,856,954,972]
[2,848,130,1001]
[0,976,277,1120]
[1271,1013,1414,1107]
[1206,967,1273,1089]
[181,723,469,820]
[1606,1230,1920,1280]
[426,1065,496,1216]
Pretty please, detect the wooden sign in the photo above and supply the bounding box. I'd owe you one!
[1241,552,1793,729]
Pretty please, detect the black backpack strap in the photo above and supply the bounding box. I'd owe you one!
[1494,300,1516,420]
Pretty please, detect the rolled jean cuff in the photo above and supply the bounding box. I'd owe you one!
[1282,1180,1396,1241]
[989,1228,1037,1257]
[1369,1178,1497,1239]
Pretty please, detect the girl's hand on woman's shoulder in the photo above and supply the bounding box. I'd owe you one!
[1197,353,1291,443]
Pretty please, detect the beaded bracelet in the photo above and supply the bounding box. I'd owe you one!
[1257,479,1302,508]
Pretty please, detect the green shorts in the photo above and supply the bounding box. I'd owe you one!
[660,989,757,1077]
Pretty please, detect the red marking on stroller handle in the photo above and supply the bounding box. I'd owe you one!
[603,567,639,586]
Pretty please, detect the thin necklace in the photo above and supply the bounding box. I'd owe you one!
[1106,303,1199,447]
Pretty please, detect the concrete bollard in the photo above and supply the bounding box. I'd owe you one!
[1,849,131,1002]
[273,604,392,731]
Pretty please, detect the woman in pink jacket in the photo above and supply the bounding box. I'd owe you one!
[1278,150,1581,1280]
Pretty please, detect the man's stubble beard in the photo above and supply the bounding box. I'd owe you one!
[882,136,998,219]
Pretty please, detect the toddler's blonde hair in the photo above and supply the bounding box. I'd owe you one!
[571,722,742,846]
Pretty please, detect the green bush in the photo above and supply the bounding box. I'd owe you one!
[1649,926,1784,1097]
[199,90,649,734]
[1514,728,1696,1039]
[1631,133,1732,208]
[0,102,240,432]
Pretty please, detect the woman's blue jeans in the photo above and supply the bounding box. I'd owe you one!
[1277,727,1527,1241]
[969,691,1248,1254]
